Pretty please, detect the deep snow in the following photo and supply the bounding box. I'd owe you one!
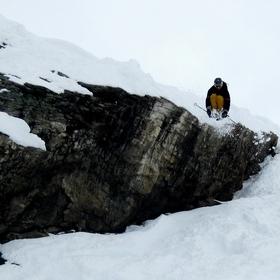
[1,14,280,280]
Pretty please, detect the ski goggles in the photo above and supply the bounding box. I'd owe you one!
[214,82,223,89]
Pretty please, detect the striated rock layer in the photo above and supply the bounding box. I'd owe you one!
[0,74,278,242]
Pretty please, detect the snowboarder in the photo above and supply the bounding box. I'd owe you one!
[205,78,231,118]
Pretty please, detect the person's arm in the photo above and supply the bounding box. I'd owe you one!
[205,88,212,117]
[205,88,212,108]
[223,84,230,111]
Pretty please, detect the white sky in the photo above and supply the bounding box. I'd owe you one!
[1,0,280,123]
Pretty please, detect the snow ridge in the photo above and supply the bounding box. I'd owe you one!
[0,14,279,136]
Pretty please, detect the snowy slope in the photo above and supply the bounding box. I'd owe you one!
[0,14,279,137]
[0,14,167,96]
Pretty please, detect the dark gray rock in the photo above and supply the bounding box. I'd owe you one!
[51,70,70,78]
[0,73,278,242]
[0,42,8,49]
[39,77,51,83]
[0,252,6,265]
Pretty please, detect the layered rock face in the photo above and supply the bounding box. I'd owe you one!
[0,74,277,242]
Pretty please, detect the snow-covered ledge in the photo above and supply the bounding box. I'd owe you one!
[0,112,46,150]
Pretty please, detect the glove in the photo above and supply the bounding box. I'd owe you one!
[206,106,211,118]
[222,110,228,118]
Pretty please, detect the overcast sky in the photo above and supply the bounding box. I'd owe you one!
[1,0,280,123]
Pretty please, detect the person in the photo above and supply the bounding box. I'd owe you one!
[205,78,230,118]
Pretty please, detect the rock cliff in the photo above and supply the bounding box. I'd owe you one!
[0,73,277,242]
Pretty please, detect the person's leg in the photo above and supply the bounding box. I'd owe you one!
[216,95,224,111]
[210,94,218,109]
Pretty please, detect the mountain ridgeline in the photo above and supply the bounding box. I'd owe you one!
[0,73,278,242]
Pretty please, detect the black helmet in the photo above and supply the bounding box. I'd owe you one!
[214,77,223,86]
[214,77,223,89]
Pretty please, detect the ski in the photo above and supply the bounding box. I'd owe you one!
[194,102,207,113]
[194,103,237,124]
[213,199,227,204]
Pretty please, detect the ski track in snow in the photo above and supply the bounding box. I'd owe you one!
[1,14,280,280]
